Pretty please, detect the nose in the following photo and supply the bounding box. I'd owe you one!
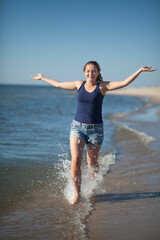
[89,71,94,76]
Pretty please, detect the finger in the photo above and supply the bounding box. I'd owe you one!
[148,69,156,72]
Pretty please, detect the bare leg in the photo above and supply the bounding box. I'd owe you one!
[87,144,101,200]
[70,137,85,205]
[87,144,101,179]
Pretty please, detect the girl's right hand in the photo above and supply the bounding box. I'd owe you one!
[31,73,43,80]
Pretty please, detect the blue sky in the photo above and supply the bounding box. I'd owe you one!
[1,0,160,87]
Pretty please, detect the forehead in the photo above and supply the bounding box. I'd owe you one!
[85,64,98,71]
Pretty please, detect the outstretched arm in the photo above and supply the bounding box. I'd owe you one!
[103,66,156,92]
[31,73,82,90]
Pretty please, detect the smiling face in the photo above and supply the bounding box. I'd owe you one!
[84,64,99,83]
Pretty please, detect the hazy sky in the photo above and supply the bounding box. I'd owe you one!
[1,0,160,87]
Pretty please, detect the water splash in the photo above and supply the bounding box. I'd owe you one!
[58,151,116,204]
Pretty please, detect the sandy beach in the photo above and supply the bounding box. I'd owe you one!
[107,86,160,104]
[87,86,160,240]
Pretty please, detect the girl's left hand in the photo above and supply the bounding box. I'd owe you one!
[140,66,156,72]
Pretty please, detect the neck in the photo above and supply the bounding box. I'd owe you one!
[86,80,97,86]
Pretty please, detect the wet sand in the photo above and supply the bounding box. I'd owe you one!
[88,131,160,240]
[87,87,160,240]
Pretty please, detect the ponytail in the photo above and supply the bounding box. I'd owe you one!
[96,73,103,82]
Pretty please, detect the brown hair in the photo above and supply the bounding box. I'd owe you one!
[83,61,103,82]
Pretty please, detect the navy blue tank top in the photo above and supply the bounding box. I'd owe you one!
[74,81,104,124]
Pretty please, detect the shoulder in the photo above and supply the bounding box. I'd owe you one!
[99,81,110,95]
[75,80,84,90]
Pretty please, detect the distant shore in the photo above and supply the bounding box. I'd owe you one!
[107,86,160,104]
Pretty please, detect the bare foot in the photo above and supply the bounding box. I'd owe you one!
[70,194,79,205]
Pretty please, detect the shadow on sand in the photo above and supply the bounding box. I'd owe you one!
[94,192,160,203]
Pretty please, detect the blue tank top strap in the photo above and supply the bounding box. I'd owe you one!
[77,81,85,92]
[96,81,102,94]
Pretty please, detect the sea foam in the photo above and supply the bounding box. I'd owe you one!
[115,123,156,145]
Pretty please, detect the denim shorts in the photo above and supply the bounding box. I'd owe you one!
[70,120,104,146]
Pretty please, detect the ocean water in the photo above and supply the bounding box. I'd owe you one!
[0,84,159,240]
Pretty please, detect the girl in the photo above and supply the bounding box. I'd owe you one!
[32,61,156,204]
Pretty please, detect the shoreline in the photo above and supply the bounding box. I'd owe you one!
[87,94,160,240]
[107,86,160,104]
